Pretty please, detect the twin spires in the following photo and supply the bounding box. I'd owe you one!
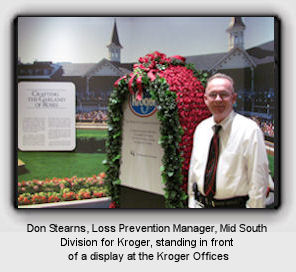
[106,17,245,62]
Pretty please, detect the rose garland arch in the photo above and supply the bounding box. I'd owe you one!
[105,51,211,208]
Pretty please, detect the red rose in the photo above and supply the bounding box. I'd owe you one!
[147,70,156,81]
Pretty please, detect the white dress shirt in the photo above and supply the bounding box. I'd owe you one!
[188,111,269,208]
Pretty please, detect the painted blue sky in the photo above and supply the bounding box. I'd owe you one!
[18,16,274,64]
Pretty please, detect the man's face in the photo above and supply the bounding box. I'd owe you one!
[204,77,237,123]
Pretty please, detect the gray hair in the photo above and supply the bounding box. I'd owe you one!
[206,73,235,92]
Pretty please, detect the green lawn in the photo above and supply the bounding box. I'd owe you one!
[18,129,107,181]
[268,154,274,178]
[18,152,107,181]
[76,129,107,140]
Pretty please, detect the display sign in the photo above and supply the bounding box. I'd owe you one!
[18,82,76,151]
[120,93,164,195]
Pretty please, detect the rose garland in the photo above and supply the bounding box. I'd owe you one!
[105,51,210,208]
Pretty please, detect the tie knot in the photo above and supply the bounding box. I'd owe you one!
[214,125,222,134]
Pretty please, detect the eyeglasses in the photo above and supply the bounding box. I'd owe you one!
[206,92,232,100]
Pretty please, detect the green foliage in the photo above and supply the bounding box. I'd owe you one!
[105,77,129,207]
[149,76,185,208]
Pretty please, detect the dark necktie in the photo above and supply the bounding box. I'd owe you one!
[204,125,222,197]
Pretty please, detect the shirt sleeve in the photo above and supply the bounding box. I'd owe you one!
[245,126,269,208]
[188,129,198,208]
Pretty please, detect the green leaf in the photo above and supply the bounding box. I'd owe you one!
[170,191,176,199]
[113,179,121,185]
[112,154,121,162]
[164,191,169,199]
[113,131,121,139]
[181,193,188,201]
[113,116,120,122]
[167,171,174,177]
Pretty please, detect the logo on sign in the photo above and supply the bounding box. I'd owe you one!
[129,91,157,117]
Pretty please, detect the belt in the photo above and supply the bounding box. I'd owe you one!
[198,194,249,208]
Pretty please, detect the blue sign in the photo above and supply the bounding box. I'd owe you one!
[129,91,157,117]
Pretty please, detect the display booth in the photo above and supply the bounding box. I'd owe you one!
[105,52,211,208]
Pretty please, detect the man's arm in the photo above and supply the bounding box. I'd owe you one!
[188,149,197,208]
[246,127,269,208]
[188,130,204,208]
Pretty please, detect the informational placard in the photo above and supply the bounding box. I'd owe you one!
[18,81,76,151]
[120,93,164,195]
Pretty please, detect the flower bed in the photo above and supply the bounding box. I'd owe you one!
[18,173,109,206]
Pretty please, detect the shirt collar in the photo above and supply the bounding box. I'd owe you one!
[210,110,235,132]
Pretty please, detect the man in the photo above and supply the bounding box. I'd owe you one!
[188,73,269,208]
